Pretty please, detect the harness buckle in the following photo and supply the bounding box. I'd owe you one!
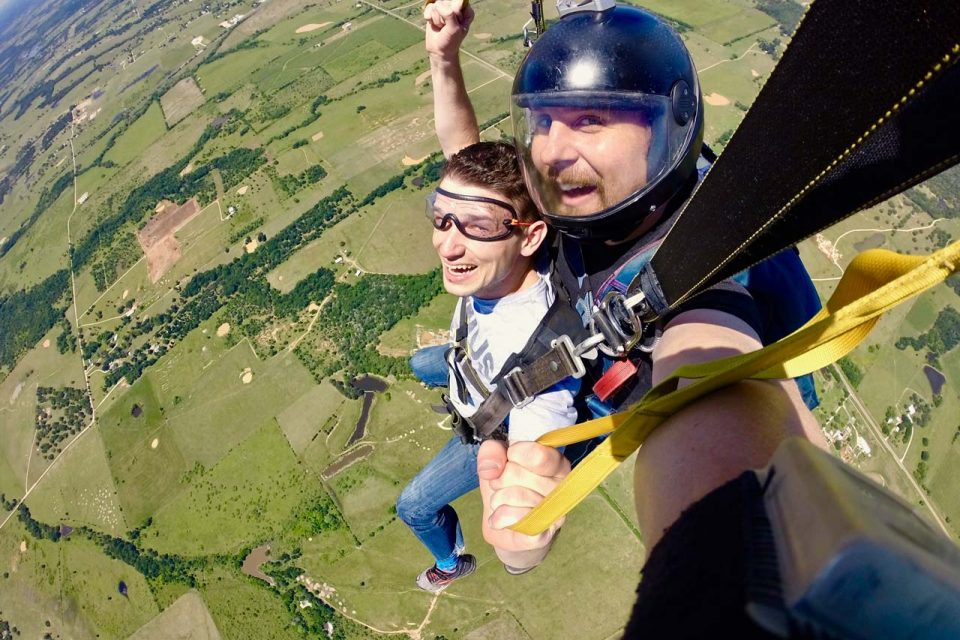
[500,368,534,409]
[591,290,648,357]
[551,334,587,379]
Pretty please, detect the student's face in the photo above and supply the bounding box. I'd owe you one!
[528,106,653,217]
[430,177,540,300]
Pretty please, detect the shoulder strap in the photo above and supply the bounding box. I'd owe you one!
[452,294,589,442]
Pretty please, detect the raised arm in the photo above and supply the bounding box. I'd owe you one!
[424,0,481,157]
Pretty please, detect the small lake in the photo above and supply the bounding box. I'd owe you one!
[923,365,946,396]
[241,544,275,586]
[348,376,389,445]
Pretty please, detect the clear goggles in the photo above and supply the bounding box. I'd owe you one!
[425,187,532,241]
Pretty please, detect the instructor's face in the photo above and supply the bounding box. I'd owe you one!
[529,107,653,217]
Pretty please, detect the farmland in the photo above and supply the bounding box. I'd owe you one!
[1,0,958,638]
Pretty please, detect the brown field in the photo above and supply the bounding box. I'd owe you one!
[138,199,201,282]
[160,77,206,127]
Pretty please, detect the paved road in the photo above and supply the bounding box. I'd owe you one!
[832,363,950,536]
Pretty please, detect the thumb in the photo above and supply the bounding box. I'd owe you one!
[477,439,508,480]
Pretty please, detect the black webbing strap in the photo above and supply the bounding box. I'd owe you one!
[458,338,583,441]
[639,0,960,314]
[445,295,588,443]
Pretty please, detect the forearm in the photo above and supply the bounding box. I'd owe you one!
[430,54,480,157]
[636,308,826,547]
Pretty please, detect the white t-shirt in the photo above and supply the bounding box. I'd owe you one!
[447,274,579,442]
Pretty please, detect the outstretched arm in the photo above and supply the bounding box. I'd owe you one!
[476,308,827,560]
[424,0,481,157]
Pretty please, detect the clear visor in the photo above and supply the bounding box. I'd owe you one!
[511,92,695,218]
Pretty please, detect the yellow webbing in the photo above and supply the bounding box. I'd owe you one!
[512,241,960,535]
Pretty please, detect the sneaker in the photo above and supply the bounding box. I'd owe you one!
[415,554,477,592]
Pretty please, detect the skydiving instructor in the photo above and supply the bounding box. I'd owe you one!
[422,0,827,577]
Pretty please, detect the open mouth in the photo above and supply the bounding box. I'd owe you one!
[445,263,477,276]
[559,184,597,198]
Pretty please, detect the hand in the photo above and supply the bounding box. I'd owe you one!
[477,440,570,567]
[424,0,475,62]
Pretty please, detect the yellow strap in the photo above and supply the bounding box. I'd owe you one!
[515,242,960,535]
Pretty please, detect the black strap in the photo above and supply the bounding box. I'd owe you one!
[642,0,960,315]
[445,295,588,442]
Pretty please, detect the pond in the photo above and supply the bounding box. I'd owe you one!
[241,544,275,586]
[348,376,389,445]
[923,365,946,396]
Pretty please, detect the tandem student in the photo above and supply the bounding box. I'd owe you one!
[395,141,579,591]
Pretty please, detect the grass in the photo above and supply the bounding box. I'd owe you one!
[200,566,302,640]
[159,78,206,128]
[144,419,309,555]
[104,101,169,167]
[98,374,192,526]
[128,590,221,640]
[635,0,742,26]
[26,428,128,536]
[275,381,347,455]
[56,534,161,638]
[0,325,85,500]
[0,504,160,637]
[196,45,292,97]
[698,8,777,45]
[0,185,73,292]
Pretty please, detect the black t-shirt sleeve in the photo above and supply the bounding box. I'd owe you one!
[624,472,781,639]
[661,280,762,339]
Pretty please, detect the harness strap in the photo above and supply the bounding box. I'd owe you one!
[642,1,960,315]
[512,240,960,535]
[445,292,589,443]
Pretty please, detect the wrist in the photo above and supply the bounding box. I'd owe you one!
[429,50,462,67]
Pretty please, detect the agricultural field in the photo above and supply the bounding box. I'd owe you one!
[1,0,959,638]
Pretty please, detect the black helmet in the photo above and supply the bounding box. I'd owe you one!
[511,3,703,241]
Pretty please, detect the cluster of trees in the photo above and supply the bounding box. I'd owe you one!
[267,164,327,198]
[228,216,265,244]
[290,491,345,538]
[56,319,75,354]
[757,37,782,59]
[35,385,92,459]
[895,305,960,366]
[0,494,18,511]
[17,505,61,541]
[0,269,69,371]
[838,356,864,389]
[315,271,443,379]
[757,0,805,36]
[905,166,960,220]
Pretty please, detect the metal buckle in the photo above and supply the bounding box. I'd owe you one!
[551,334,587,379]
[591,290,646,357]
[500,368,534,409]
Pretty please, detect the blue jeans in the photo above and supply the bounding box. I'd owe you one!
[410,345,449,388]
[396,436,479,564]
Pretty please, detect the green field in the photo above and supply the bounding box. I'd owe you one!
[4,0,960,636]
[146,419,309,555]
[104,101,169,167]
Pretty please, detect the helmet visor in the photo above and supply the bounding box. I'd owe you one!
[511,92,696,219]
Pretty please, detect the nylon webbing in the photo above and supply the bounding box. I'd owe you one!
[641,0,960,315]
[511,242,960,535]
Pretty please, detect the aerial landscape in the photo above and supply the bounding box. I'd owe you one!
[0,0,958,638]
